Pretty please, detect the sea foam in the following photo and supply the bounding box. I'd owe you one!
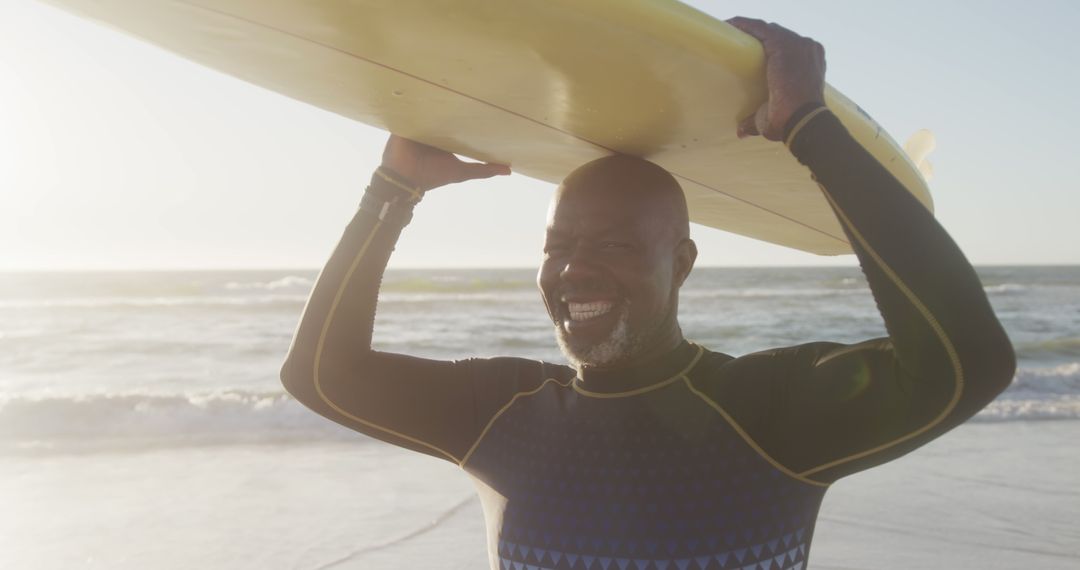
[0,390,353,451]
[3,363,1076,452]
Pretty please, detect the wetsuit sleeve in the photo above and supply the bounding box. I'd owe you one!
[278,169,550,465]
[707,108,1016,484]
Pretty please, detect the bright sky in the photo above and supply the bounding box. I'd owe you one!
[2,0,1078,270]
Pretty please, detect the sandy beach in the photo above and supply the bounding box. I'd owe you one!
[4,421,1076,569]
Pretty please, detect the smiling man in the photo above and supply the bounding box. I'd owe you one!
[281,19,1015,570]
[541,154,695,370]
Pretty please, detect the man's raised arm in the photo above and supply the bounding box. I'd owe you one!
[719,18,1016,484]
[278,136,535,464]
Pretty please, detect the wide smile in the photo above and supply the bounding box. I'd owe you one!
[559,297,622,337]
[566,300,615,322]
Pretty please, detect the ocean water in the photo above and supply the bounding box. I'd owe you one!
[1,266,1078,568]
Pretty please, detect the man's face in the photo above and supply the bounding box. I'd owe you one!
[537,173,689,368]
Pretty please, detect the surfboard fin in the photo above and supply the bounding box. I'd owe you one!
[903,129,936,182]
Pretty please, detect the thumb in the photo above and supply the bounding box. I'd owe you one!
[737,106,770,139]
[449,160,512,184]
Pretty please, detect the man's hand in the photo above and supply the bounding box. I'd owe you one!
[727,17,827,141]
[381,134,511,192]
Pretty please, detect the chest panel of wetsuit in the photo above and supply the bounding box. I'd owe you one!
[463,378,826,570]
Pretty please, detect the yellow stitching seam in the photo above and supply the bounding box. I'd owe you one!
[682,377,830,489]
[313,217,460,464]
[374,167,422,200]
[459,376,573,467]
[571,344,705,399]
[798,188,964,478]
[784,106,829,148]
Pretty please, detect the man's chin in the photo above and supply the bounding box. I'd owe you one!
[555,309,641,368]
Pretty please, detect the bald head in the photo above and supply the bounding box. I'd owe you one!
[556,155,690,244]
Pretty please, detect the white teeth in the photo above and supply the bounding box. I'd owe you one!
[567,301,614,321]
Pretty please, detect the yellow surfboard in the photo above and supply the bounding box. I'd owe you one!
[43,0,933,255]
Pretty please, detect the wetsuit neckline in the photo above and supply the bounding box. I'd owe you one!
[573,340,701,394]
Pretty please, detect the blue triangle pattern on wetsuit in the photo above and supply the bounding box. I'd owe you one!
[468,374,826,570]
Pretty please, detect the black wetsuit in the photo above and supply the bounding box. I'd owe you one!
[280,107,1014,570]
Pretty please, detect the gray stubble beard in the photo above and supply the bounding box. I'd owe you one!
[554,304,648,369]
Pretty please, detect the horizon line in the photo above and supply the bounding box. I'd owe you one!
[1,262,1078,273]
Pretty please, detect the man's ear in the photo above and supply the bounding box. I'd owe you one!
[674,238,698,287]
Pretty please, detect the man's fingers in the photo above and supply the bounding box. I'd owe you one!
[727,17,809,56]
[736,106,784,141]
[736,111,761,139]
[451,161,512,184]
[726,16,772,42]
[726,16,769,32]
[469,160,511,177]
[480,163,512,177]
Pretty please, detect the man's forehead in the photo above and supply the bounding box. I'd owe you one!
[546,190,661,237]
[545,216,638,237]
[546,154,688,241]
[550,184,648,217]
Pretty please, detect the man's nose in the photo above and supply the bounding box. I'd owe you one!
[559,248,603,285]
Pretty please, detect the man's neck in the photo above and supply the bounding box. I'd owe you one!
[574,338,697,394]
